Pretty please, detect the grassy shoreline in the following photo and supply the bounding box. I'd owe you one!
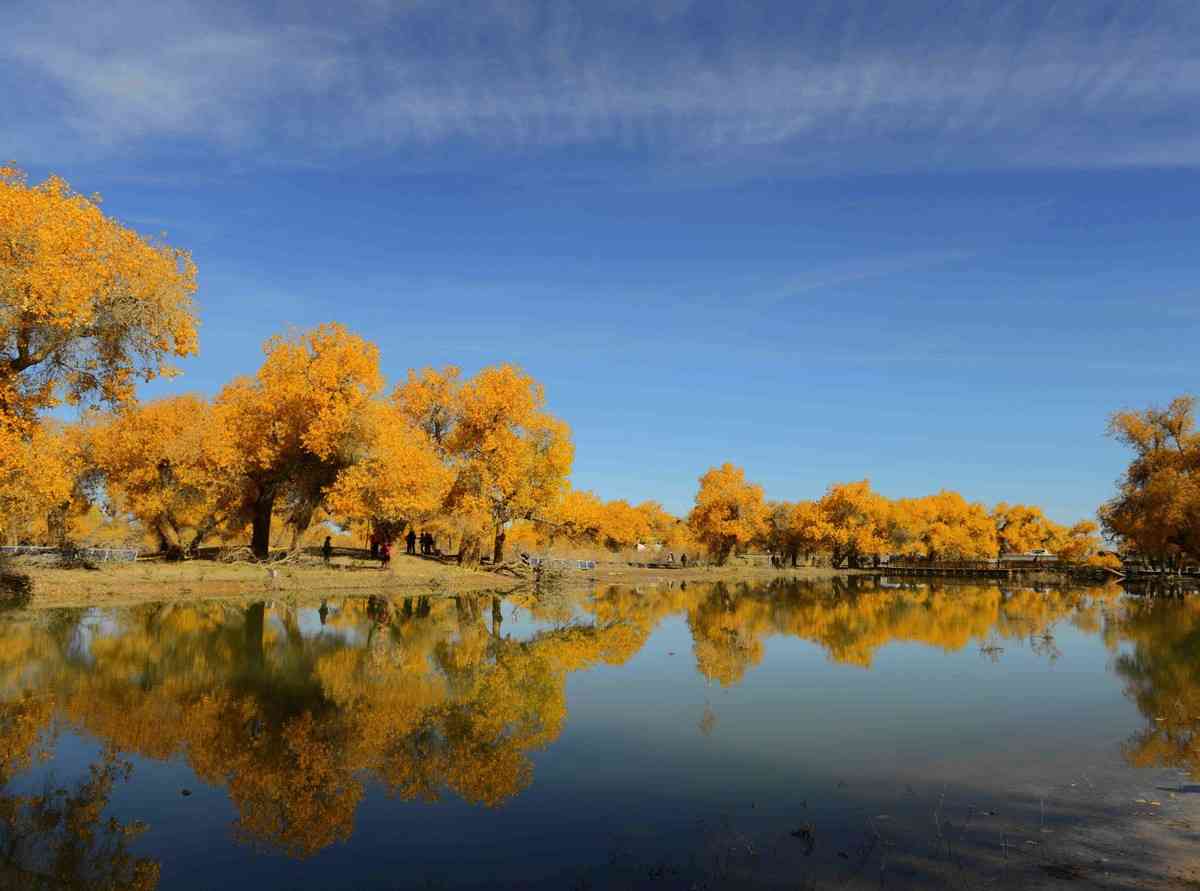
[3,555,861,611]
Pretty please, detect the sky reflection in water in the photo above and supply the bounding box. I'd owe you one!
[1,579,1196,889]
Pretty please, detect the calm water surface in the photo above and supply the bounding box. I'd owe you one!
[2,578,1198,889]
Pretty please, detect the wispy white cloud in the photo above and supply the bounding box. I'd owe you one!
[3,0,1199,171]
[756,251,975,303]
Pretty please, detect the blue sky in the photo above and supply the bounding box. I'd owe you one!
[3,0,1197,522]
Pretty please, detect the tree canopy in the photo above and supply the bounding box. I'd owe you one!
[1101,395,1200,567]
[1,165,197,424]
[687,463,769,564]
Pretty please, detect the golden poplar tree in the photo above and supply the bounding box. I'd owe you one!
[893,491,997,561]
[687,463,768,564]
[393,364,573,564]
[991,502,1058,554]
[815,479,890,567]
[1100,396,1200,567]
[450,365,573,563]
[0,421,81,545]
[326,401,453,541]
[215,324,384,558]
[88,395,227,556]
[1,165,198,541]
[0,165,197,423]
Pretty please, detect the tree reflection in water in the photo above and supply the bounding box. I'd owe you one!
[0,578,1188,867]
[1114,598,1200,778]
[0,717,159,891]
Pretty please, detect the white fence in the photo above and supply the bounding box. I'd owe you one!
[524,556,597,571]
[0,545,139,563]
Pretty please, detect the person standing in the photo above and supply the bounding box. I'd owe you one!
[406,528,417,555]
[322,535,333,565]
[380,539,392,569]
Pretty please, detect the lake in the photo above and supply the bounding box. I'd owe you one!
[1,578,1198,889]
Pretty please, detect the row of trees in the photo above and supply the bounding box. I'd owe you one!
[3,329,575,562]
[1,164,1192,567]
[0,166,571,560]
[684,463,1109,567]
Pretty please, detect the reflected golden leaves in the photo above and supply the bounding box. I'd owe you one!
[0,579,1176,866]
[0,746,160,890]
[1114,598,1200,778]
[0,594,643,858]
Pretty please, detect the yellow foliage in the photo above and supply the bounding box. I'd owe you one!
[1101,395,1200,566]
[326,401,452,533]
[394,365,462,446]
[637,500,692,549]
[214,323,384,556]
[548,488,659,551]
[991,502,1057,554]
[991,503,1102,563]
[389,363,575,562]
[687,463,768,564]
[551,487,607,544]
[1049,520,1103,564]
[1115,599,1200,778]
[88,395,227,553]
[787,499,828,558]
[0,164,197,420]
[815,479,891,567]
[891,491,997,561]
[1087,550,1123,571]
[70,504,144,547]
[0,418,81,544]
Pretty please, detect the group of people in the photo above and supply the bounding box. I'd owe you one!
[366,532,393,566]
[404,528,436,556]
[359,528,437,569]
[322,528,446,571]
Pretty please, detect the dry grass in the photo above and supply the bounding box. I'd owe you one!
[8,553,857,610]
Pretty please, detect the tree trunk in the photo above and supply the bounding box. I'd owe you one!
[46,504,70,549]
[244,602,265,668]
[157,520,184,560]
[288,502,316,553]
[491,596,503,638]
[458,535,482,567]
[250,489,275,560]
[187,512,222,556]
[715,540,732,566]
[493,528,506,565]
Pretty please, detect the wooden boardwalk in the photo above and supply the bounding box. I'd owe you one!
[880,560,1155,585]
[880,559,1068,579]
